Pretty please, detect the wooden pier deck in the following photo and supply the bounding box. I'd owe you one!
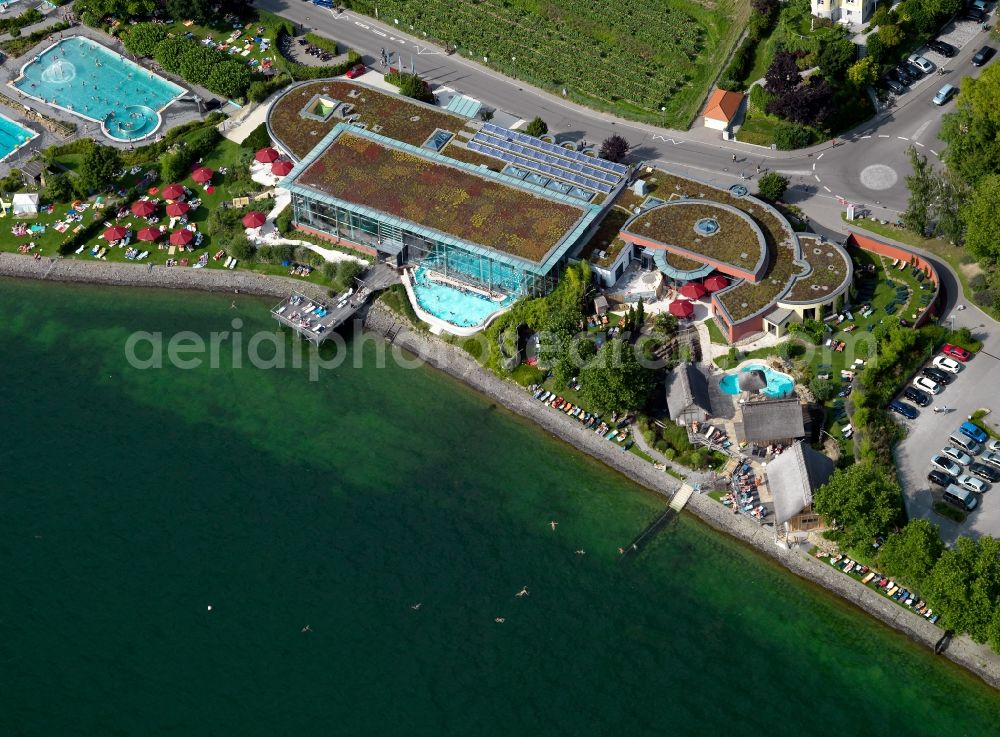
[271,263,398,344]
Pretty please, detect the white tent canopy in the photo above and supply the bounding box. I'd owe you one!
[11,192,38,216]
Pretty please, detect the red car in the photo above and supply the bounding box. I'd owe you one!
[345,63,366,79]
[942,343,972,361]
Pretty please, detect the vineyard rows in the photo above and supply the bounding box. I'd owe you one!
[350,0,736,122]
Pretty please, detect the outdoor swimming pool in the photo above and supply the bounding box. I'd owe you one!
[411,266,515,328]
[13,37,185,142]
[720,363,796,397]
[0,113,37,161]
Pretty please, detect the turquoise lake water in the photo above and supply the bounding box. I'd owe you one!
[2,277,1000,736]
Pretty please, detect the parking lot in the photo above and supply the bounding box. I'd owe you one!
[894,307,1000,543]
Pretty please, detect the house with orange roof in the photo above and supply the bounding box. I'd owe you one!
[702,88,744,131]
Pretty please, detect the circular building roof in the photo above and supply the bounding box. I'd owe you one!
[621,200,769,282]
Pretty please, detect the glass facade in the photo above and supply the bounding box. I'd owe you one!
[292,192,559,298]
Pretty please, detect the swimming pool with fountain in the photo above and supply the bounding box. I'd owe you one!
[11,37,185,142]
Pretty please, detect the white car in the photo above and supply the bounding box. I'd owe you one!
[958,474,990,493]
[932,355,963,374]
[984,451,1000,469]
[913,376,942,395]
[932,455,963,476]
[942,446,973,466]
[988,439,1000,453]
[908,54,935,74]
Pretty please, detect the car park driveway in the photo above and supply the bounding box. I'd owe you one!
[894,306,1000,543]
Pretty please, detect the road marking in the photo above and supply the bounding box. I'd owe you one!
[862,135,872,139]
[650,134,683,144]
[878,134,890,138]
[897,136,909,141]
[812,162,816,170]
[355,22,370,28]
[931,149,939,156]
[372,30,387,37]
[824,185,831,192]
[912,121,931,140]
[914,142,925,147]
[814,174,821,181]
[817,153,824,160]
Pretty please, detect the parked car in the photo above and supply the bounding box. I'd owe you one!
[884,77,907,95]
[921,366,953,385]
[972,0,988,13]
[933,455,963,476]
[958,474,990,493]
[933,84,959,105]
[345,63,367,79]
[895,65,918,84]
[983,451,1000,469]
[972,46,994,66]
[890,400,919,419]
[941,343,972,361]
[969,462,1000,482]
[933,355,963,374]
[903,61,925,80]
[959,421,988,444]
[928,39,957,57]
[943,446,974,466]
[908,54,935,73]
[913,376,942,394]
[988,439,1000,452]
[903,386,931,406]
[944,483,979,511]
[929,469,955,487]
[965,7,986,22]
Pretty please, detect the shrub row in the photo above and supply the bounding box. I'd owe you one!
[717,8,778,91]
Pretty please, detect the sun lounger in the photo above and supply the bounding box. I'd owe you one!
[229,259,237,269]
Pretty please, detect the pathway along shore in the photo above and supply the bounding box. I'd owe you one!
[4,253,1000,689]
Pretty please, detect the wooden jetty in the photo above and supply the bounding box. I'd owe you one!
[271,263,398,345]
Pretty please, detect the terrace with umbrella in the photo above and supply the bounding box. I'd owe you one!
[191,167,214,186]
[242,211,266,230]
[103,225,128,243]
[166,201,190,219]
[161,183,185,201]
[130,200,157,219]
[169,228,194,247]
[137,226,162,243]
[255,147,280,164]
[668,299,694,319]
[271,159,294,177]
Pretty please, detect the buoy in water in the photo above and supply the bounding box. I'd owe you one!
[207,605,212,611]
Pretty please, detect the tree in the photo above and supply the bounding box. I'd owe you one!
[773,122,812,150]
[764,51,801,96]
[122,22,168,57]
[654,313,678,337]
[555,336,596,387]
[940,65,1000,186]
[847,57,879,88]
[902,146,934,236]
[580,338,654,414]
[876,23,904,49]
[42,172,74,204]
[228,235,256,261]
[397,73,433,102]
[78,144,121,194]
[922,536,988,639]
[241,122,271,152]
[178,44,216,85]
[335,260,365,291]
[962,175,1000,261]
[812,463,903,548]
[599,134,630,163]
[166,0,211,23]
[876,519,944,589]
[932,171,966,243]
[756,172,789,202]
[154,38,189,75]
[817,38,856,79]
[525,116,548,137]
[751,0,779,18]
[809,377,837,402]
[864,33,887,65]
[768,77,833,126]
[207,61,252,99]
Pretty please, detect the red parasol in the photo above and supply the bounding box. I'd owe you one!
[270,159,294,176]
[704,275,729,292]
[255,147,279,163]
[103,225,128,241]
[668,299,694,318]
[242,211,266,228]
[131,200,157,217]
[137,227,162,242]
[678,282,707,300]
[161,183,185,200]
[169,229,194,246]
[191,166,214,184]
[165,201,190,217]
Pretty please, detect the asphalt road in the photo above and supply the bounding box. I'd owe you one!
[258,0,997,234]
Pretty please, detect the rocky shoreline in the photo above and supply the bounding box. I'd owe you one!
[4,255,1000,689]
[364,302,1000,690]
[0,253,332,302]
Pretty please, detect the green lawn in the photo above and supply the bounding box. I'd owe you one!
[160,9,294,74]
[705,317,728,345]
